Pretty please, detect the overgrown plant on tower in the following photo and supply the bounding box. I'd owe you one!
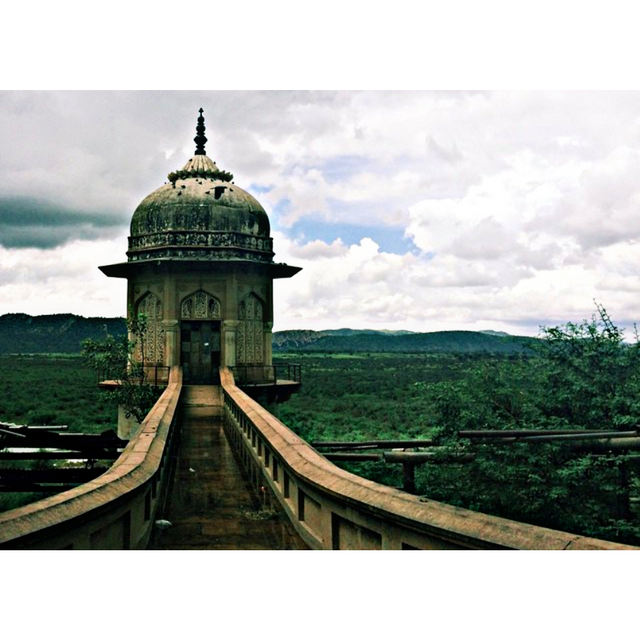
[81,312,162,424]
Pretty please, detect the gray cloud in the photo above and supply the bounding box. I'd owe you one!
[0,196,128,248]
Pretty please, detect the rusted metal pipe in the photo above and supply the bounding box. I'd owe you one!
[568,438,640,453]
[312,438,437,449]
[323,452,383,462]
[459,429,639,439]
[318,443,383,452]
[496,432,640,443]
[384,451,476,463]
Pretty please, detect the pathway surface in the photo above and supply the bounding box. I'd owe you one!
[151,385,306,550]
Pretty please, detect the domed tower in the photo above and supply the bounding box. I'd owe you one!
[100,109,300,385]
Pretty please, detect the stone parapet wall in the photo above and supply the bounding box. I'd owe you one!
[220,368,637,550]
[0,367,183,550]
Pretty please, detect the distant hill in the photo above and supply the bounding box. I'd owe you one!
[0,314,127,354]
[320,328,416,337]
[272,328,537,354]
[271,328,415,350]
[0,314,536,355]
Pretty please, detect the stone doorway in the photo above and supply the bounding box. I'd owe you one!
[180,321,221,384]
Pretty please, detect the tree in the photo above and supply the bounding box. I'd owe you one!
[82,313,161,424]
[420,303,640,544]
[537,302,640,429]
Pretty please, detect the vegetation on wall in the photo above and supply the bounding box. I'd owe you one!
[81,313,162,423]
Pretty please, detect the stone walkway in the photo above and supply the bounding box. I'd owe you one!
[151,385,306,550]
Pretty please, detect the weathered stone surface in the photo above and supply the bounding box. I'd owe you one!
[101,114,300,393]
[129,155,270,263]
[220,367,640,551]
[151,386,306,550]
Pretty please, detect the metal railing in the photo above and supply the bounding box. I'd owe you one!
[99,363,171,387]
[141,364,171,387]
[231,363,302,386]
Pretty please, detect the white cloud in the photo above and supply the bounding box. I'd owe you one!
[4,90,640,335]
[0,235,128,317]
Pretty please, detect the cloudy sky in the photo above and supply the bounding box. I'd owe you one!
[2,90,640,336]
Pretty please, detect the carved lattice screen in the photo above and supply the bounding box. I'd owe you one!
[136,293,164,364]
[237,293,264,364]
[181,290,221,319]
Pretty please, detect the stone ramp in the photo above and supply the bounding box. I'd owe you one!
[150,385,306,550]
[182,384,223,409]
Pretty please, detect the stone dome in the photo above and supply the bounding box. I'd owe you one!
[127,112,273,264]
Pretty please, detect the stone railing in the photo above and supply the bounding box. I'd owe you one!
[221,367,637,550]
[0,366,183,550]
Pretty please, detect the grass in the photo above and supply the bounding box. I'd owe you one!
[272,352,486,443]
[273,351,640,546]
[0,354,117,434]
[270,353,460,491]
[3,350,636,544]
[0,354,119,513]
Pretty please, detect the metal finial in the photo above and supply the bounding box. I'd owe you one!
[194,107,207,155]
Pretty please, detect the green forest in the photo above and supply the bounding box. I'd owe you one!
[0,313,534,355]
[0,355,117,433]
[273,307,640,546]
[2,306,640,545]
[0,355,118,512]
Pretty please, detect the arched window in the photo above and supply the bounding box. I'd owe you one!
[237,293,264,364]
[180,290,221,319]
[135,292,164,364]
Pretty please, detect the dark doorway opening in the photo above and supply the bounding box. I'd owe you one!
[180,321,221,384]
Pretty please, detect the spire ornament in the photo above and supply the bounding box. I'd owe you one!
[167,109,234,184]
[194,107,207,155]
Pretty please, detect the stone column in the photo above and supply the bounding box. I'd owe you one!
[264,322,273,366]
[163,320,180,367]
[222,320,239,368]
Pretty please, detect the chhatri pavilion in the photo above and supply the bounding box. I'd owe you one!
[100,109,300,390]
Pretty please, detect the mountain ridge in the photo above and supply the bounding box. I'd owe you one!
[272,328,536,354]
[0,313,127,354]
[0,314,536,355]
